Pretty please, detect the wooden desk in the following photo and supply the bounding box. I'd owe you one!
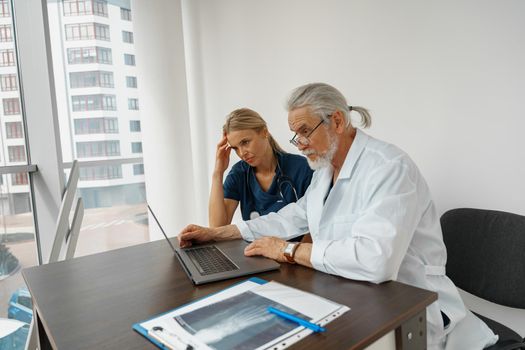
[23,239,437,350]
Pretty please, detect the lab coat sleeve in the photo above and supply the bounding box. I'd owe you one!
[311,158,422,283]
[238,190,310,241]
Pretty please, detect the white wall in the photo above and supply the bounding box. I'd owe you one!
[185,0,525,217]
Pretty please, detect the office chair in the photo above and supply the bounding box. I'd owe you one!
[441,208,525,350]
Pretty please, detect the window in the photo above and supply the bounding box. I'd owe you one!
[11,173,28,185]
[71,94,116,111]
[0,24,12,42]
[124,53,135,66]
[8,145,26,162]
[76,140,120,157]
[6,122,23,138]
[133,164,144,175]
[0,0,9,17]
[129,120,141,132]
[67,46,112,64]
[0,49,15,66]
[79,165,123,180]
[122,31,133,43]
[126,76,137,88]
[1,73,17,91]
[70,71,114,88]
[128,98,139,110]
[120,7,131,21]
[131,142,142,153]
[63,0,108,17]
[3,98,20,115]
[65,23,110,41]
[74,117,118,134]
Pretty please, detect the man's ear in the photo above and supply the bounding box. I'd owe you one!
[332,110,346,133]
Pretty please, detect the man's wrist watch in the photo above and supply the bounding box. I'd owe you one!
[283,242,301,264]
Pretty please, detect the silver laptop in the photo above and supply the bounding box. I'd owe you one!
[148,205,280,285]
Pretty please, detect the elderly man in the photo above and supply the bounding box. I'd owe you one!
[179,83,497,349]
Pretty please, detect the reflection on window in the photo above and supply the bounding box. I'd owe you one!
[0,23,12,42]
[0,0,9,17]
[124,53,135,66]
[0,73,17,91]
[67,46,112,64]
[0,48,15,66]
[74,117,118,134]
[79,165,122,180]
[71,94,116,111]
[65,22,110,41]
[126,76,137,88]
[122,30,133,43]
[76,140,120,157]
[8,145,26,162]
[5,121,23,138]
[70,71,114,88]
[128,98,139,110]
[3,97,20,114]
[120,7,131,21]
[133,163,144,175]
[129,120,140,132]
[131,142,142,153]
[63,0,108,17]
[11,173,28,186]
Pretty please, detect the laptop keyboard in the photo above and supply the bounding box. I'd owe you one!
[186,246,239,275]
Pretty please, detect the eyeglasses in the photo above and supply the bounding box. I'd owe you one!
[289,119,325,147]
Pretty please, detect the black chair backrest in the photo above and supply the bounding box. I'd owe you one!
[441,208,525,309]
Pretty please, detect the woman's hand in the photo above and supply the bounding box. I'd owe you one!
[214,134,231,174]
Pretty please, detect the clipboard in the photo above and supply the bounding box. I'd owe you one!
[133,277,349,350]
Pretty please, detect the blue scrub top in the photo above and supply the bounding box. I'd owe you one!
[223,152,313,220]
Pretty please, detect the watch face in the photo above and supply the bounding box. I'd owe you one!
[284,243,295,255]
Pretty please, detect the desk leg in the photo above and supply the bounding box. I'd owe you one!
[395,310,426,350]
[33,310,53,350]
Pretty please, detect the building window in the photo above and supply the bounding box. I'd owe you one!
[8,145,26,162]
[0,0,10,17]
[0,49,15,66]
[79,165,122,180]
[63,0,108,17]
[65,23,110,41]
[131,142,142,153]
[129,120,141,132]
[74,117,118,134]
[0,24,12,42]
[70,71,114,88]
[6,122,23,139]
[126,76,137,88]
[11,173,28,186]
[133,164,144,175]
[120,7,131,21]
[71,94,116,111]
[0,74,17,91]
[76,140,120,157]
[122,31,134,43]
[124,54,135,66]
[3,98,20,115]
[128,98,139,110]
[67,46,112,65]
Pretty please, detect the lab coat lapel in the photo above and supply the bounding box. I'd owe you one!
[307,166,333,237]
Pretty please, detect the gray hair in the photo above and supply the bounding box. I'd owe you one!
[286,83,371,128]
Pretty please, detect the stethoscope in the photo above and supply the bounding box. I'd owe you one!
[246,155,299,219]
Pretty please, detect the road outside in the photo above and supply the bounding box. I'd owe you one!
[0,203,150,318]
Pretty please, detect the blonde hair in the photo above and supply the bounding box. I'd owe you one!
[223,108,285,154]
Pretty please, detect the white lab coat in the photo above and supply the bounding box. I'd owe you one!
[238,129,497,349]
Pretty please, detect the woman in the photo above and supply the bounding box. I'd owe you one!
[209,108,313,230]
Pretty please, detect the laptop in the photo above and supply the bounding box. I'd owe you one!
[148,205,280,285]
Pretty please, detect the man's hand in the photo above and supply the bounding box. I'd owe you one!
[244,237,288,263]
[178,224,217,248]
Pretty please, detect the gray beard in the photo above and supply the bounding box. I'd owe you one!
[303,134,339,170]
